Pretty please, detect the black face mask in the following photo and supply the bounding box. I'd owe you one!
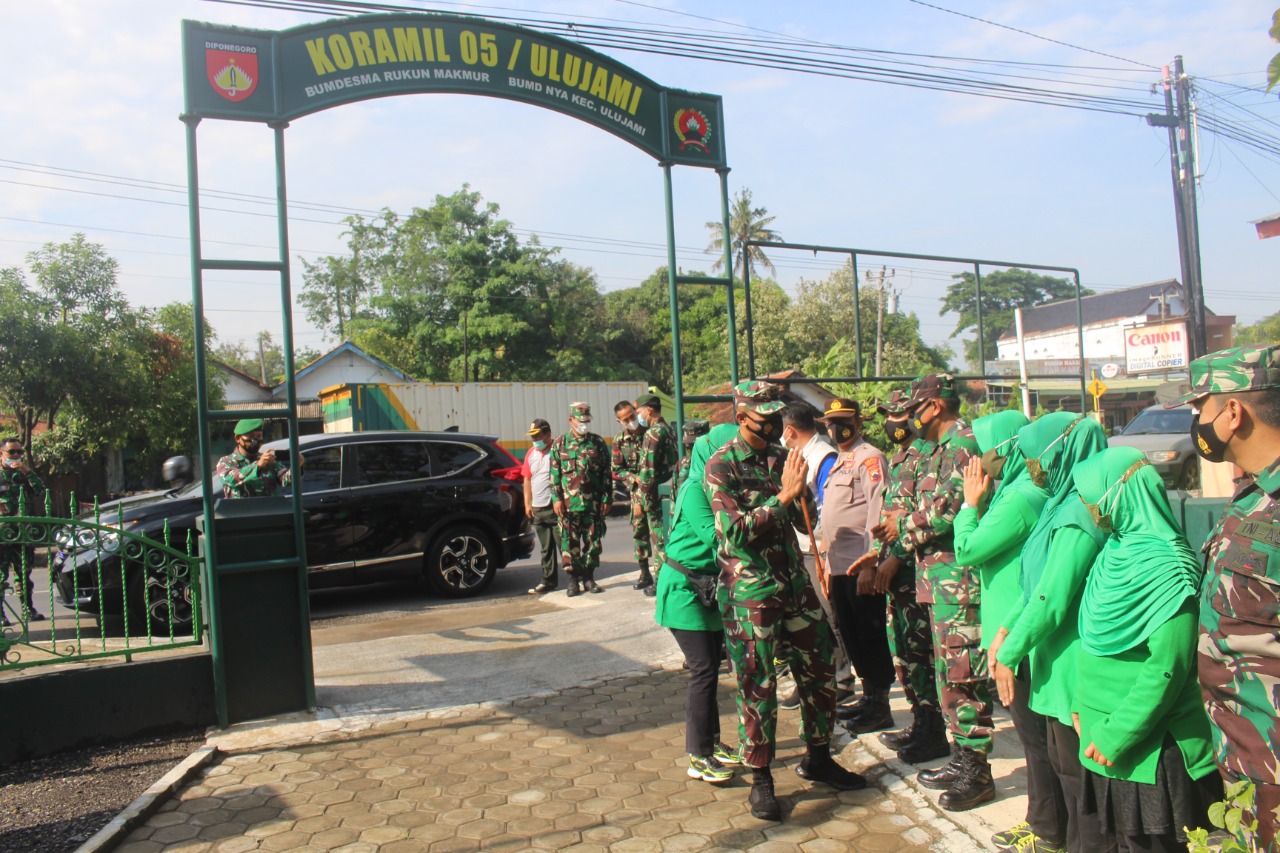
[745,412,784,444]
[908,404,936,439]
[1192,408,1232,463]
[885,417,911,445]
[241,438,262,455]
[831,423,855,446]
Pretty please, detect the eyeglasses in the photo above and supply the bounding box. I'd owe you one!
[2,448,22,457]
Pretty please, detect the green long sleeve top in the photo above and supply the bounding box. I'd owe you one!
[655,459,723,633]
[996,526,1099,727]
[1074,600,1216,785]
[953,494,1037,649]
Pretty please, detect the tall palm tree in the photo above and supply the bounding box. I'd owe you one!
[705,188,782,281]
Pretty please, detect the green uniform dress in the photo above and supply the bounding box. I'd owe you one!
[953,410,1046,649]
[706,433,837,769]
[549,430,612,580]
[898,419,993,753]
[656,424,737,759]
[612,427,651,566]
[1073,448,1219,846]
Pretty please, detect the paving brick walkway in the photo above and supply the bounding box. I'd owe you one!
[115,668,962,852]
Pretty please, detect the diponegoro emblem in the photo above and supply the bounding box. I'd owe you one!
[207,48,258,102]
[673,108,711,153]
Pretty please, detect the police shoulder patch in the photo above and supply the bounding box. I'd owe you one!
[863,456,884,482]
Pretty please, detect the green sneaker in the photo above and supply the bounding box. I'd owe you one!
[1011,836,1064,853]
[687,754,734,784]
[712,742,742,766]
[991,823,1031,849]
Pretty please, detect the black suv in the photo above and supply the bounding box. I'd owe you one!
[53,431,533,628]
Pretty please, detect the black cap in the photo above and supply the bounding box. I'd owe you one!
[526,418,551,436]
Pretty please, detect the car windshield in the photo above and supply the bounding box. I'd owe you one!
[1121,407,1194,435]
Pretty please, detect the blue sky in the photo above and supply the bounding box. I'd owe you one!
[2,0,1276,366]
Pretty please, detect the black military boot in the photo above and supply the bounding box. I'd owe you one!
[938,747,996,811]
[897,706,951,765]
[749,767,782,821]
[835,681,871,720]
[632,562,654,590]
[844,686,894,733]
[794,743,867,791]
[879,704,923,750]
[566,575,583,597]
[915,742,963,790]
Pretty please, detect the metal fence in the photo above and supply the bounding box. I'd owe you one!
[0,495,203,671]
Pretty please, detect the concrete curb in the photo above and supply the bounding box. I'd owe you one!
[74,744,220,853]
[854,727,999,852]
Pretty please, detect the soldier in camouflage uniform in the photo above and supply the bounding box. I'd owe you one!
[612,400,653,591]
[674,419,710,495]
[636,394,678,565]
[551,402,612,597]
[0,437,47,623]
[886,374,995,812]
[215,418,294,499]
[1168,343,1280,847]
[705,380,866,822]
[864,391,948,764]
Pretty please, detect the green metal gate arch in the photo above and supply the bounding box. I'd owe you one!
[183,11,737,723]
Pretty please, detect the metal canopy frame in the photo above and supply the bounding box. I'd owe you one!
[729,240,1089,409]
[183,13,735,721]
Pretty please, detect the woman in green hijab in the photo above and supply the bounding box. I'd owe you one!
[1072,447,1219,853]
[953,410,1057,846]
[988,412,1110,853]
[655,423,741,785]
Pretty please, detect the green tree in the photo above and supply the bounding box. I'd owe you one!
[705,188,782,281]
[788,263,951,378]
[1268,9,1280,92]
[298,214,385,339]
[941,268,1088,368]
[1235,309,1280,346]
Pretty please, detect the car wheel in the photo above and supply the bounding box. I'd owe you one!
[1178,458,1200,491]
[125,562,196,637]
[425,525,496,598]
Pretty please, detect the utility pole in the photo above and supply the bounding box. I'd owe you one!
[257,335,269,386]
[1146,57,1207,360]
[865,265,895,375]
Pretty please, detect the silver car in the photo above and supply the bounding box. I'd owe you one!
[1107,404,1198,490]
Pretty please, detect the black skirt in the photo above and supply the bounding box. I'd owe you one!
[1083,734,1223,841]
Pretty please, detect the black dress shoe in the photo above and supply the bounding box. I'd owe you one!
[586,580,604,593]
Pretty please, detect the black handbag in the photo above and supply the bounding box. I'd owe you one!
[665,558,720,610]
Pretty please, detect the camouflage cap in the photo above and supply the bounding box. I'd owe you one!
[875,390,912,417]
[904,373,959,408]
[1167,343,1280,407]
[820,397,861,421]
[733,380,785,414]
[568,402,592,422]
[681,419,710,444]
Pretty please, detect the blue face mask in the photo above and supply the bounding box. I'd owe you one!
[533,440,547,451]
[637,414,649,428]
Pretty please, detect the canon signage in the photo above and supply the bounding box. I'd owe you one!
[1124,320,1189,373]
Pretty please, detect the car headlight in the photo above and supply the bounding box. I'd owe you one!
[1146,450,1179,463]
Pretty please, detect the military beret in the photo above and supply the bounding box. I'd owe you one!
[733,380,785,414]
[1167,343,1280,407]
[233,418,264,436]
[634,393,662,410]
